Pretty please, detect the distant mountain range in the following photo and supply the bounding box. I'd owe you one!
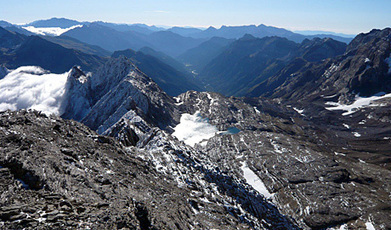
[1,18,354,57]
[0,17,358,97]
[25,18,83,28]
[61,23,207,57]
[184,24,353,44]
[254,28,391,100]
[0,17,372,99]
[0,27,106,73]
[198,34,347,96]
[295,30,356,38]
[178,37,235,72]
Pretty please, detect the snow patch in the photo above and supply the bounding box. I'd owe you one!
[322,63,339,78]
[22,25,83,36]
[172,111,218,147]
[0,66,69,115]
[327,223,348,230]
[241,162,273,199]
[293,107,304,115]
[206,93,217,114]
[365,221,375,230]
[322,94,338,99]
[173,97,183,106]
[325,92,391,115]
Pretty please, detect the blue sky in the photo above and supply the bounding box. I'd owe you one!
[1,0,390,34]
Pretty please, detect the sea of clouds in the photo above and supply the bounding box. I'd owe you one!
[0,66,69,115]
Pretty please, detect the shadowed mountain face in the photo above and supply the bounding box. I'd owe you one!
[178,37,235,72]
[0,21,34,36]
[167,26,203,37]
[93,21,164,34]
[198,35,347,96]
[0,35,106,73]
[112,49,203,96]
[0,27,26,50]
[144,31,206,57]
[62,23,206,57]
[254,28,391,101]
[62,23,150,52]
[138,46,190,74]
[186,24,353,44]
[26,17,83,28]
[41,35,111,57]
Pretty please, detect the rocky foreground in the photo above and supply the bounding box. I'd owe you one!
[0,110,298,229]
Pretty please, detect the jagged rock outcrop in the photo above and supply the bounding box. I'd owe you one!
[81,56,179,134]
[60,66,92,121]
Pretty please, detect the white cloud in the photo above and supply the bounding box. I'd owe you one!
[0,66,69,115]
[22,25,82,36]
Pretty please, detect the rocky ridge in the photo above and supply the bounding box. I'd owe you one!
[256,28,391,102]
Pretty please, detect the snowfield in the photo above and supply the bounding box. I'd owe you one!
[172,111,218,147]
[22,25,83,36]
[241,162,273,199]
[325,92,391,115]
[0,66,69,115]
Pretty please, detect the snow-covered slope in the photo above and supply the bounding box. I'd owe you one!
[325,92,391,115]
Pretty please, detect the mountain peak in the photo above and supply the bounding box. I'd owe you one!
[239,33,256,40]
[69,66,86,79]
[206,26,217,31]
[27,18,82,29]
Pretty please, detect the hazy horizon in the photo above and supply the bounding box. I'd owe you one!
[2,17,373,37]
[1,0,390,34]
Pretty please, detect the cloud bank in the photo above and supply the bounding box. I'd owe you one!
[0,66,69,115]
